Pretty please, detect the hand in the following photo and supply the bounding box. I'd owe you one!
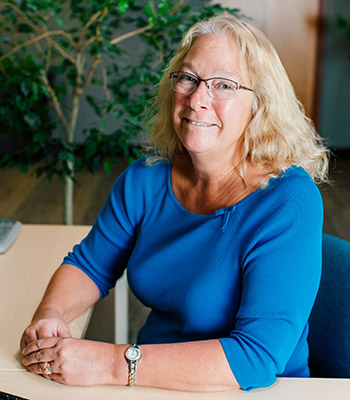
[20,311,72,351]
[21,337,123,386]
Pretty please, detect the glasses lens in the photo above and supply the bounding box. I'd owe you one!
[209,79,238,100]
[171,72,197,95]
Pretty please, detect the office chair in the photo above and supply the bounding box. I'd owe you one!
[308,233,350,378]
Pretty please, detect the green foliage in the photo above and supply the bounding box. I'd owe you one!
[335,14,350,61]
[336,15,350,41]
[0,0,241,180]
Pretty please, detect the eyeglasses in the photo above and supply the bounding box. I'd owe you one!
[170,71,253,100]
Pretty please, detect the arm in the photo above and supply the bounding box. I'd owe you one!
[21,264,237,390]
[134,340,239,391]
[20,264,100,350]
[22,338,239,390]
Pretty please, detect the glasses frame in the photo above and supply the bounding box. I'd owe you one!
[170,70,253,99]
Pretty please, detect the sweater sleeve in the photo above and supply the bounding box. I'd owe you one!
[219,173,323,390]
[62,160,144,297]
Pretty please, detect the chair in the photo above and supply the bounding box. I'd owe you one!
[308,234,350,377]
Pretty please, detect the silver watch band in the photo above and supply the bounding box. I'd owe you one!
[128,361,137,387]
[125,344,141,387]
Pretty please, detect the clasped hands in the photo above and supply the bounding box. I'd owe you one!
[20,313,122,386]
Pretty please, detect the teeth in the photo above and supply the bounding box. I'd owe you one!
[187,119,215,127]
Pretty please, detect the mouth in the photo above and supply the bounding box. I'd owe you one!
[185,118,216,127]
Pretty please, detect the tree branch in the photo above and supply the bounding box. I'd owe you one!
[0,30,70,63]
[81,35,96,52]
[110,23,154,45]
[78,8,107,47]
[1,2,38,31]
[82,54,102,88]
[40,71,69,135]
[101,64,111,101]
[1,2,77,60]
[47,37,76,64]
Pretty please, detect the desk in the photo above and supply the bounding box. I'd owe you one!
[0,373,349,400]
[0,224,93,371]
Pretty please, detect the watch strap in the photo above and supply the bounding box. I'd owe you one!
[128,361,137,387]
[125,344,141,387]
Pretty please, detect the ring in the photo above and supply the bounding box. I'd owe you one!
[45,362,52,374]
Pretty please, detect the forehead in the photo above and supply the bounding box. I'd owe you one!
[181,34,249,81]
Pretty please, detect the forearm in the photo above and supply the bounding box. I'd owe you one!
[33,264,100,323]
[22,334,239,390]
[116,340,239,392]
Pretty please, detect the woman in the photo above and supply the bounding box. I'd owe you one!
[20,15,329,391]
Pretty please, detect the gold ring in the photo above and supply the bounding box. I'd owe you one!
[45,362,52,374]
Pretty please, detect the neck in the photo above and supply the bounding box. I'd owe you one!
[180,151,243,186]
[172,153,257,214]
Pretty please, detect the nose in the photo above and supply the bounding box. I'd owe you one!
[186,81,210,110]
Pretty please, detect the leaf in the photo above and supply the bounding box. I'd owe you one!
[19,163,29,174]
[86,95,103,117]
[23,113,39,128]
[103,159,113,175]
[144,5,154,23]
[54,17,67,29]
[117,0,130,15]
[157,0,170,14]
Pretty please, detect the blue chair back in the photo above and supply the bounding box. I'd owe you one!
[308,234,350,377]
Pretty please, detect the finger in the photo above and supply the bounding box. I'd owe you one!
[20,323,58,351]
[57,325,72,338]
[22,337,59,356]
[22,348,55,367]
[26,361,55,376]
[20,327,38,351]
[35,324,60,339]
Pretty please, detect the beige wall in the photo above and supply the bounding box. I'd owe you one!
[217,0,320,116]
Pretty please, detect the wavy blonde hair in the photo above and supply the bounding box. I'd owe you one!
[145,14,329,183]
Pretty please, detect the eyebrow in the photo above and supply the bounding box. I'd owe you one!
[180,61,244,82]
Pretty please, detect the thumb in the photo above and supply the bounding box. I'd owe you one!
[57,322,72,338]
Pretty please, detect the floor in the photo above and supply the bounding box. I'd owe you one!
[1,155,349,342]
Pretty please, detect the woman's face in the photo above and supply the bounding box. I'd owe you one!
[172,34,254,164]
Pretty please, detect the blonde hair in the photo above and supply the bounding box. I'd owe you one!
[145,14,329,184]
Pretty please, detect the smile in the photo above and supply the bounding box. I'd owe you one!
[185,118,216,127]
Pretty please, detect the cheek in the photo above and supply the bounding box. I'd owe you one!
[219,100,253,127]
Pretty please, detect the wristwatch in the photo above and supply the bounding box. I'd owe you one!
[125,344,142,386]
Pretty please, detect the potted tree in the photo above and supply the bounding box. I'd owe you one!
[0,0,240,224]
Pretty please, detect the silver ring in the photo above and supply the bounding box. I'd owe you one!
[45,362,52,374]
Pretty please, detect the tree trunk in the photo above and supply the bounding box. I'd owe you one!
[64,170,74,225]
[63,85,81,225]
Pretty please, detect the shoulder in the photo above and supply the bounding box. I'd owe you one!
[240,167,323,239]
[258,166,322,205]
[99,155,171,230]
[116,155,170,190]
[238,167,324,266]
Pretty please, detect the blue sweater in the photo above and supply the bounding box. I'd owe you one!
[63,156,323,390]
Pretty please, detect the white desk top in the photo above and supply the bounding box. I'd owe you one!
[0,373,350,400]
[0,224,91,371]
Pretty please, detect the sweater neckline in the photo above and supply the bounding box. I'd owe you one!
[166,162,265,218]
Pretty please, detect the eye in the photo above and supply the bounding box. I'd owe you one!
[213,80,235,91]
[178,73,197,83]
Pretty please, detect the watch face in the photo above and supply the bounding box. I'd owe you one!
[126,347,141,361]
